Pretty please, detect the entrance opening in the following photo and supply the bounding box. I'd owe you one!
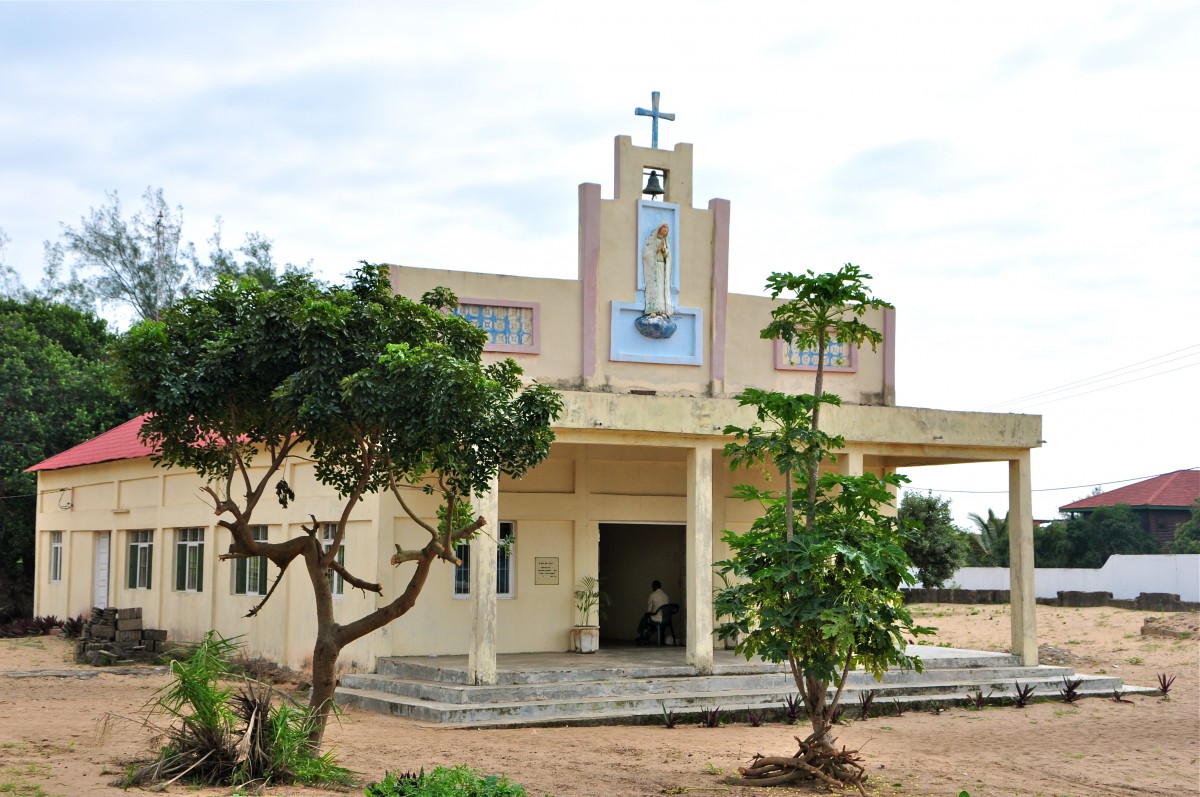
[598,523,685,645]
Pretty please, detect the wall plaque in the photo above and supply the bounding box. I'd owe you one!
[534,557,560,585]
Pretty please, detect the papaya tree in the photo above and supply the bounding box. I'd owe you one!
[113,263,561,746]
[716,265,930,791]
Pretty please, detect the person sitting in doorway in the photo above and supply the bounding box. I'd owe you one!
[635,580,671,645]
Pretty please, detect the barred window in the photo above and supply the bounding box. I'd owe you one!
[175,528,204,592]
[233,526,269,596]
[49,532,63,583]
[453,522,515,598]
[321,523,345,597]
[127,530,153,590]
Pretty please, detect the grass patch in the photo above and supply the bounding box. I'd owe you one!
[116,631,354,790]
[365,765,529,797]
[1,767,49,779]
[0,780,48,797]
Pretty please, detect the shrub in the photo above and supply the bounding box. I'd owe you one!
[365,765,528,797]
[0,615,63,638]
[119,631,352,789]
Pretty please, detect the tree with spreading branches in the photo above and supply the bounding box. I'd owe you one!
[716,265,930,793]
[113,263,561,746]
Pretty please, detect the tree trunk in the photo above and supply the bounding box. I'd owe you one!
[304,543,341,748]
[805,333,827,533]
[308,627,342,748]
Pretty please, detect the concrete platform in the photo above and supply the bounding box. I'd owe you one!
[335,644,1154,727]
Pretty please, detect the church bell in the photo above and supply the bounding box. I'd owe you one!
[642,170,664,199]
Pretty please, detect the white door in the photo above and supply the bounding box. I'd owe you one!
[94,533,110,609]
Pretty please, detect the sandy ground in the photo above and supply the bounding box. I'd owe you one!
[0,604,1196,797]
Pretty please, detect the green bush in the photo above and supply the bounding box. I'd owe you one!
[121,631,353,789]
[366,765,528,797]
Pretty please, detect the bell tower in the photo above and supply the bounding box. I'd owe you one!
[577,98,731,396]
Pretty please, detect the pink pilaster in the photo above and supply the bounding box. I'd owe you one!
[883,307,896,405]
[579,182,602,380]
[708,198,730,383]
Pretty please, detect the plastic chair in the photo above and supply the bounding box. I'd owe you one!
[652,603,680,646]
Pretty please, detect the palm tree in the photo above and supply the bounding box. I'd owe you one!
[966,509,1008,566]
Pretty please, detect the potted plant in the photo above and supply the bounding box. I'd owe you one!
[715,571,740,650]
[571,575,610,654]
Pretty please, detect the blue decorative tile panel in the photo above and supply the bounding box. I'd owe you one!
[453,301,539,353]
[775,338,857,372]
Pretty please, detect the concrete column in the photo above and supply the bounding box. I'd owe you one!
[1008,453,1038,665]
[843,447,864,477]
[686,445,714,674]
[468,476,500,685]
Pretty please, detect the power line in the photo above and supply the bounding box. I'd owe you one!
[982,343,1200,410]
[1004,361,1199,411]
[903,466,1198,495]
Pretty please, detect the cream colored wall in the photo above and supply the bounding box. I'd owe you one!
[373,442,715,657]
[387,266,583,386]
[724,294,889,404]
[32,453,389,671]
[589,141,715,395]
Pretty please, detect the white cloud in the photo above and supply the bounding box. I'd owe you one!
[0,0,1195,527]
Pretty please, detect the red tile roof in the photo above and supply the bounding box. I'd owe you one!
[25,414,157,473]
[1059,469,1200,512]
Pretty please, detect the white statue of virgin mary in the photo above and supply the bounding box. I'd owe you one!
[640,222,672,317]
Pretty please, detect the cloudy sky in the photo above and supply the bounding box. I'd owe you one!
[1,1,1196,526]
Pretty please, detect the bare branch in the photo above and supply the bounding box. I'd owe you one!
[387,473,439,538]
[245,566,288,618]
[329,559,382,594]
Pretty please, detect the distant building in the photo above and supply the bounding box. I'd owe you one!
[1059,469,1199,549]
[29,133,1045,678]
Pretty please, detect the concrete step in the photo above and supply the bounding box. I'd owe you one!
[339,664,1085,706]
[335,674,1154,728]
[372,649,1024,684]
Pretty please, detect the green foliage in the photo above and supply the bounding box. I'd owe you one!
[1170,499,1200,554]
[0,297,132,618]
[964,509,1008,567]
[898,492,967,588]
[759,264,893,364]
[722,389,843,540]
[1062,505,1158,568]
[365,765,528,797]
[1032,521,1073,567]
[128,631,353,788]
[715,268,926,748]
[573,576,610,626]
[1024,506,1160,567]
[717,471,930,687]
[112,263,562,745]
[42,188,304,326]
[43,187,200,323]
[115,263,560,500]
[0,616,64,638]
[202,220,307,290]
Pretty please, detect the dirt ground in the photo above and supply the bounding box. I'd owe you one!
[1,604,1197,797]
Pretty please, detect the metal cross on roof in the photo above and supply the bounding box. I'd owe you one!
[634,91,675,149]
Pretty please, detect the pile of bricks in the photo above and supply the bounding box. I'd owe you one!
[75,607,169,665]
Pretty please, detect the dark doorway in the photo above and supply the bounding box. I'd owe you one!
[598,523,686,644]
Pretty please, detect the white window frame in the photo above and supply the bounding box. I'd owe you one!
[49,531,63,583]
[453,521,515,599]
[233,526,269,596]
[127,530,153,590]
[321,523,345,597]
[175,527,205,593]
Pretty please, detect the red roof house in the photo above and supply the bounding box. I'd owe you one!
[25,414,156,473]
[1060,469,1199,549]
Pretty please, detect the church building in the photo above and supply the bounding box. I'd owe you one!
[30,126,1043,682]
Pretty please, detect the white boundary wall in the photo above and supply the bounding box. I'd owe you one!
[947,555,1200,602]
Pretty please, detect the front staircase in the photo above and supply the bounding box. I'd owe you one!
[333,645,1153,728]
